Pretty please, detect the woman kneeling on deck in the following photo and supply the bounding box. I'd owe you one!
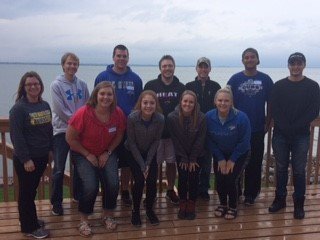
[206,87,251,220]
[66,82,125,237]
[167,90,207,220]
[125,90,164,226]
[10,71,52,239]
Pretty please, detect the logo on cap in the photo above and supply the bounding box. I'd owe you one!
[197,57,211,68]
[288,52,306,64]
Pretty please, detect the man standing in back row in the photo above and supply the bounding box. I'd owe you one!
[95,44,143,206]
[268,52,320,219]
[51,52,90,216]
[186,57,221,201]
[144,55,185,205]
[227,48,273,206]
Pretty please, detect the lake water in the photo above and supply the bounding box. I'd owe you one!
[1,63,319,117]
[0,63,319,179]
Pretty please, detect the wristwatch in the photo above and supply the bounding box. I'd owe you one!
[107,150,112,156]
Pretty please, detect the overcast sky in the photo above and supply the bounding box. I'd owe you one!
[0,0,319,67]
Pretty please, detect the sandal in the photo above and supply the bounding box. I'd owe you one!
[79,221,92,237]
[224,208,237,220]
[102,216,117,230]
[214,205,228,217]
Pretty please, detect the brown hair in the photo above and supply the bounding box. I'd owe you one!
[61,52,79,72]
[133,90,162,113]
[87,82,117,112]
[112,44,129,58]
[15,71,44,102]
[158,55,175,70]
[178,90,199,128]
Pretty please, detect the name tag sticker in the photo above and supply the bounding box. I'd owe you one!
[109,127,116,133]
[254,80,262,84]
[127,86,134,91]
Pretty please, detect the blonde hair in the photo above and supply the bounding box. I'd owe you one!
[214,86,234,108]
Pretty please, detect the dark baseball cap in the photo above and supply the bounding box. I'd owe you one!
[196,57,211,68]
[288,52,306,65]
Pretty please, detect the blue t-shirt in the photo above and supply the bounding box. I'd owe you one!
[95,64,143,116]
[227,71,273,132]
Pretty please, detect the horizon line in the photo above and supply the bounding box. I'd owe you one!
[1,61,319,69]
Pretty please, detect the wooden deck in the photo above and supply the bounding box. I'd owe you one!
[1,185,320,240]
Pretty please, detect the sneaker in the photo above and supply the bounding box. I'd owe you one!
[121,190,132,206]
[25,228,49,239]
[52,204,63,216]
[131,210,142,227]
[244,197,255,206]
[166,190,179,205]
[146,210,160,225]
[198,192,210,201]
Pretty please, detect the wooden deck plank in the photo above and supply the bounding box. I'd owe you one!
[1,186,320,239]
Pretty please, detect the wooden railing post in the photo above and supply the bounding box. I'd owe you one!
[315,127,320,184]
[306,125,315,184]
[158,163,163,193]
[265,125,273,188]
[1,132,9,202]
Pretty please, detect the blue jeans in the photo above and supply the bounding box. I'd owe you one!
[72,151,119,215]
[272,132,310,199]
[198,150,212,194]
[51,133,79,206]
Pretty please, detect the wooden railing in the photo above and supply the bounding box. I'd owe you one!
[0,117,73,202]
[265,118,320,187]
[1,117,320,202]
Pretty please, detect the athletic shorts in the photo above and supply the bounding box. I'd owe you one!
[156,138,176,164]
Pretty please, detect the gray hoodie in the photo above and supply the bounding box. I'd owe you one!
[50,75,89,135]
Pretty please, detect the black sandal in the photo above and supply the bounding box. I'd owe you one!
[224,208,237,220]
[214,205,228,217]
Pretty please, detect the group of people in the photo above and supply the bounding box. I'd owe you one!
[9,45,320,239]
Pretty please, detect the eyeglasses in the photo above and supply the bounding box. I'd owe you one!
[25,83,40,87]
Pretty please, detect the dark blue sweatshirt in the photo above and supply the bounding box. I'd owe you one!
[9,97,53,163]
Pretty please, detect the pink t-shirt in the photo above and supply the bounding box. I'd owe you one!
[69,105,126,156]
